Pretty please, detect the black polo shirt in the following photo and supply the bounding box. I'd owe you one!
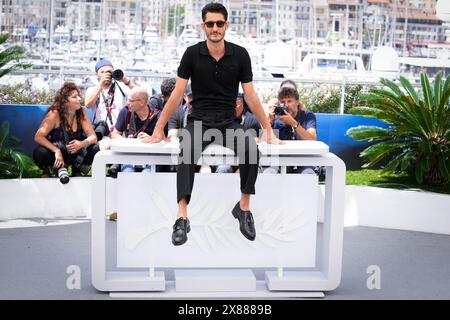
[177,40,253,112]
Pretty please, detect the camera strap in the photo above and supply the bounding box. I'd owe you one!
[125,105,158,138]
[60,115,82,146]
[101,83,116,126]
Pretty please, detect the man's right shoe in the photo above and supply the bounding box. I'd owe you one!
[232,202,256,241]
[172,217,190,246]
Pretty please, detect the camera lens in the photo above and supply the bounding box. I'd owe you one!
[94,121,110,140]
[112,69,124,80]
[58,167,70,184]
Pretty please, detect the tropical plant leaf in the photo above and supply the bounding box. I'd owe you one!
[0,121,9,149]
[0,33,31,78]
[363,89,422,129]
[400,151,415,171]
[433,71,443,112]
[380,78,404,97]
[421,72,433,110]
[417,101,433,134]
[0,33,9,44]
[382,152,405,173]
[437,75,450,131]
[346,126,393,141]
[399,76,419,106]
[359,141,410,167]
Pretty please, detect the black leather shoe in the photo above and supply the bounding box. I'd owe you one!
[172,217,191,246]
[232,202,256,241]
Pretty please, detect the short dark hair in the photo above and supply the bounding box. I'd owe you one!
[280,79,298,90]
[278,86,299,101]
[161,78,176,97]
[202,2,228,22]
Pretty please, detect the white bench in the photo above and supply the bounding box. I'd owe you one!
[91,139,345,298]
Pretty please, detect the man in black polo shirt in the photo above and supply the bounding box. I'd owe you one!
[143,2,280,246]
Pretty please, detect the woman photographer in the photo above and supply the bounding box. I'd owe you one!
[33,82,99,184]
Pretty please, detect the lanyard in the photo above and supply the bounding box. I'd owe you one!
[127,106,158,138]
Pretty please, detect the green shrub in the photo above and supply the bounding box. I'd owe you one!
[0,82,54,104]
[0,121,40,178]
[299,84,364,113]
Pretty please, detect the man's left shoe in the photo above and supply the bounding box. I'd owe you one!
[232,202,256,241]
[172,217,191,246]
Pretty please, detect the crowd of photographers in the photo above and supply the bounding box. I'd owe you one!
[32,59,317,186]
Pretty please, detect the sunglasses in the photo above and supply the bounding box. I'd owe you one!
[204,20,226,28]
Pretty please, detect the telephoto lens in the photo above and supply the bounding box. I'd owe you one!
[112,69,124,81]
[57,167,70,184]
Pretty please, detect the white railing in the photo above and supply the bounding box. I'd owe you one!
[7,68,423,115]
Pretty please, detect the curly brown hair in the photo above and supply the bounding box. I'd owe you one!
[47,82,84,130]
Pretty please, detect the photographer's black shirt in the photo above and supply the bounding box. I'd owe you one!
[177,40,253,112]
[115,106,159,137]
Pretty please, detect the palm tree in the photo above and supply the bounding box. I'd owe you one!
[0,32,31,78]
[347,71,450,186]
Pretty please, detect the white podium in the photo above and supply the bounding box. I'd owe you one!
[91,139,345,298]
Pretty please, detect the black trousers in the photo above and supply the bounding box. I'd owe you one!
[33,143,99,171]
[177,109,260,204]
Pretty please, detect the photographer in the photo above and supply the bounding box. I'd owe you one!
[149,78,176,112]
[85,59,135,142]
[111,87,160,173]
[265,86,317,174]
[85,59,135,176]
[265,79,306,114]
[33,82,98,184]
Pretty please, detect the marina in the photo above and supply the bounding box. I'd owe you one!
[2,0,450,94]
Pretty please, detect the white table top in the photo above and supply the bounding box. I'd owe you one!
[110,138,329,156]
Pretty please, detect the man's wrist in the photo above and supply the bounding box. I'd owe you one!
[124,78,131,86]
[155,123,165,132]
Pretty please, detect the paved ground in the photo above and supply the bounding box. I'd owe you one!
[0,221,449,300]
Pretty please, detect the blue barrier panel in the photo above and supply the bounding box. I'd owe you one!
[0,104,388,169]
[316,113,390,169]
[0,104,94,157]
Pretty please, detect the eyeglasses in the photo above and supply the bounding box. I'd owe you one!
[204,20,226,28]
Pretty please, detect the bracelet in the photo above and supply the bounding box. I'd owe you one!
[124,79,131,86]
[293,122,299,129]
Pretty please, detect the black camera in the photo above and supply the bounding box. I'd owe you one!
[105,69,123,81]
[274,103,288,116]
[57,167,70,184]
[112,69,124,81]
[93,120,110,141]
[73,147,90,175]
